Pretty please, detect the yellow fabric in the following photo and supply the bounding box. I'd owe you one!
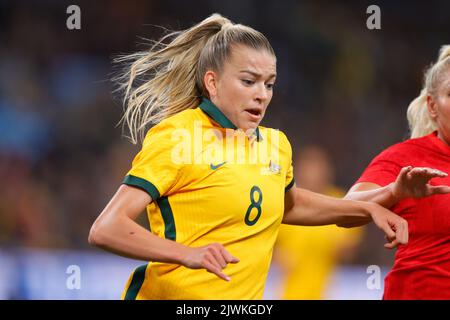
[275,187,363,299]
[121,101,294,299]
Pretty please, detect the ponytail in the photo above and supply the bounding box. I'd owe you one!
[114,13,274,144]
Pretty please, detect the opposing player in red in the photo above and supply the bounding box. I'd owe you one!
[345,45,450,299]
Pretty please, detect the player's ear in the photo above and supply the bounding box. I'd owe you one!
[204,70,218,98]
[427,94,438,120]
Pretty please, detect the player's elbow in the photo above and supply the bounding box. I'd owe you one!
[88,221,107,247]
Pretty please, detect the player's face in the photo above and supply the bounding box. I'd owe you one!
[429,70,450,145]
[210,44,276,133]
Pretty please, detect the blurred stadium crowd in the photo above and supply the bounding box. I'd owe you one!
[1,0,449,276]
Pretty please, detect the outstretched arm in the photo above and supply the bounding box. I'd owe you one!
[343,167,450,227]
[283,187,408,249]
[89,185,239,281]
[345,167,450,205]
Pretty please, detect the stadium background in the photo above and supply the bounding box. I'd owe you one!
[0,0,448,299]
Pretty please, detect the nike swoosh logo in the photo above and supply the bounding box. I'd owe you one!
[210,161,227,170]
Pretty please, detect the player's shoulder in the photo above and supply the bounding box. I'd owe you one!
[156,108,199,129]
[143,108,199,139]
[139,109,197,149]
[381,134,430,154]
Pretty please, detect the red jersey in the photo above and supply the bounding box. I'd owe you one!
[356,131,450,299]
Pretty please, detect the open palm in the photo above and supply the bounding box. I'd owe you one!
[392,166,450,199]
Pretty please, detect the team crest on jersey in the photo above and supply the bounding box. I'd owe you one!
[260,160,281,175]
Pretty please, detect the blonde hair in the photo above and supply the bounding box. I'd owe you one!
[114,13,275,144]
[407,45,450,138]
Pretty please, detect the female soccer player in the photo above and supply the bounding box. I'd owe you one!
[345,45,450,299]
[88,14,408,300]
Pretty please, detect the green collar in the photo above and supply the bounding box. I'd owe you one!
[199,97,262,141]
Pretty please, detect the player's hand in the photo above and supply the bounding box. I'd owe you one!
[367,202,408,249]
[180,243,240,281]
[391,166,450,200]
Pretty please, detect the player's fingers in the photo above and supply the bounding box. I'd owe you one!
[385,233,396,244]
[384,239,400,249]
[407,167,427,179]
[208,246,227,269]
[220,247,240,264]
[203,259,230,281]
[417,167,447,179]
[409,167,445,181]
[398,166,412,182]
[205,252,224,271]
[394,218,408,244]
[385,217,408,246]
[381,222,396,241]
[430,185,450,195]
[428,168,448,177]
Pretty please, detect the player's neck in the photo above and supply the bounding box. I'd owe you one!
[437,131,450,147]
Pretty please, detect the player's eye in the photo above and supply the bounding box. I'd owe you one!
[265,83,275,90]
[241,79,255,86]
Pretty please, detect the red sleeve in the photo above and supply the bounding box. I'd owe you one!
[355,144,405,187]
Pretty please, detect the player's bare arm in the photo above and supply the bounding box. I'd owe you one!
[283,187,408,249]
[89,185,239,281]
[345,166,450,207]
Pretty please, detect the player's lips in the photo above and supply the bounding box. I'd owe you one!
[244,108,263,121]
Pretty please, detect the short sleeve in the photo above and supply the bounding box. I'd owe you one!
[122,122,183,200]
[285,162,295,192]
[281,131,295,192]
[355,147,404,187]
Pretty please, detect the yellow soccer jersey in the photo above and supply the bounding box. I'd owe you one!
[121,97,294,299]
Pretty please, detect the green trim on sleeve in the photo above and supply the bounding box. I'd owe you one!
[156,196,176,241]
[123,175,160,200]
[124,264,148,300]
[285,178,295,193]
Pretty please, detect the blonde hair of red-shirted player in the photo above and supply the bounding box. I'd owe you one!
[407,45,450,138]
